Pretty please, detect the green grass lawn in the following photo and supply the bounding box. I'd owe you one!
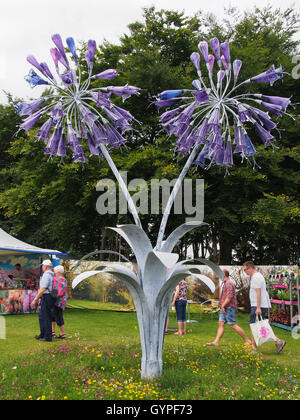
[0,308,299,400]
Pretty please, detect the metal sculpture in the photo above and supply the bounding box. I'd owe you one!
[16,34,292,379]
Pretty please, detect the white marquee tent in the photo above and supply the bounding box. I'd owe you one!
[0,228,67,257]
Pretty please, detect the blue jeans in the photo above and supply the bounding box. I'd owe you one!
[249,307,269,324]
[175,300,187,322]
[219,307,237,325]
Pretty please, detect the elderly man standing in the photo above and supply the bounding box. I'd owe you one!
[205,269,252,347]
[31,260,55,342]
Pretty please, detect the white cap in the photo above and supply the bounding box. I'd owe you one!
[54,265,64,274]
[41,259,52,267]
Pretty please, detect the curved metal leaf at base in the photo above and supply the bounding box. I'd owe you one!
[72,223,223,379]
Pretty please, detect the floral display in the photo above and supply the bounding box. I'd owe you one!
[156,37,292,171]
[15,34,140,162]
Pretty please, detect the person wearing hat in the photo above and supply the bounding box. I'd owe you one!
[31,259,55,342]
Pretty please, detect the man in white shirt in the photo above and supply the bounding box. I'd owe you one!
[243,261,286,354]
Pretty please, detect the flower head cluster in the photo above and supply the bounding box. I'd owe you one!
[156,37,291,170]
[16,34,140,162]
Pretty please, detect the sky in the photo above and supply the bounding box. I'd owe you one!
[0,0,298,104]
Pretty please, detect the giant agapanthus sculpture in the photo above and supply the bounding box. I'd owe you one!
[155,37,292,172]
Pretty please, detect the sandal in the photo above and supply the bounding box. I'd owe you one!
[57,334,67,339]
[52,332,58,339]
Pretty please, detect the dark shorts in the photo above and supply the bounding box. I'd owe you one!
[175,300,187,322]
[249,307,269,324]
[52,305,64,327]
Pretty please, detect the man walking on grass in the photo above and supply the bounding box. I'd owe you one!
[243,261,286,354]
[205,269,252,347]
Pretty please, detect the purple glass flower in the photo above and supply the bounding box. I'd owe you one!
[14,98,45,116]
[17,34,139,163]
[156,36,292,169]
[94,69,119,80]
[190,52,200,71]
[198,41,209,62]
[209,38,221,65]
[250,65,283,86]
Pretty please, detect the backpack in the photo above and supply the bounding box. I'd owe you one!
[50,276,67,299]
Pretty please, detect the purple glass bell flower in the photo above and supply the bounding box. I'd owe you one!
[159,90,183,101]
[252,112,277,131]
[217,70,225,86]
[233,60,242,82]
[190,52,200,71]
[261,95,291,111]
[223,140,233,166]
[26,55,44,74]
[91,91,111,108]
[92,122,107,143]
[45,126,62,155]
[220,42,231,65]
[194,118,209,143]
[85,40,97,70]
[193,88,210,104]
[107,84,140,101]
[255,123,274,146]
[208,55,215,73]
[50,48,59,68]
[51,101,64,121]
[87,132,101,155]
[56,131,67,157]
[209,37,221,63]
[61,69,77,86]
[36,118,53,143]
[40,62,54,80]
[20,110,44,133]
[94,69,119,80]
[261,101,283,117]
[52,34,69,69]
[207,108,220,133]
[66,37,79,63]
[250,65,283,86]
[198,41,209,63]
[155,99,181,109]
[25,69,49,88]
[221,56,229,70]
[244,134,257,157]
[79,104,99,126]
[15,98,45,116]
[194,143,209,167]
[237,103,251,122]
[160,106,184,124]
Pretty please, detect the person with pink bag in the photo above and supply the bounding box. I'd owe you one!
[51,265,68,339]
[243,261,286,353]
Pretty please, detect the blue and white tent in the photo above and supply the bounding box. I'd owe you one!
[0,228,67,257]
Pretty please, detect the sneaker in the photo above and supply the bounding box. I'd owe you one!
[275,340,286,354]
